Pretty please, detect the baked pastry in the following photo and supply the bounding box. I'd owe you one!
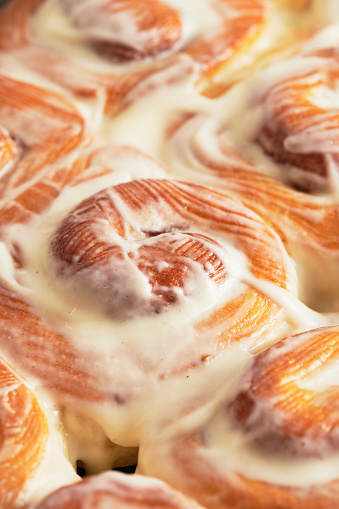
[0,355,78,509]
[165,109,339,311]
[138,326,339,509]
[0,0,339,508]
[0,72,84,201]
[0,172,298,474]
[257,48,339,193]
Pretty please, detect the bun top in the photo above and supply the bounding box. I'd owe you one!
[0,1,339,508]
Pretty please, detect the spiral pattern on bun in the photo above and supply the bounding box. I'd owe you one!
[0,175,297,460]
[0,0,268,99]
[229,326,339,458]
[60,0,183,61]
[165,110,339,311]
[0,72,84,198]
[138,326,339,509]
[48,177,296,340]
[1,0,339,506]
[59,0,267,78]
[257,48,339,193]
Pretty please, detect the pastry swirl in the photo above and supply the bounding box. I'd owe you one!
[166,111,339,311]
[138,326,339,509]
[1,0,339,506]
[257,48,339,193]
[48,178,295,319]
[58,0,267,80]
[229,326,339,458]
[59,0,183,61]
[0,0,268,99]
[0,72,84,199]
[47,178,297,340]
[0,176,297,469]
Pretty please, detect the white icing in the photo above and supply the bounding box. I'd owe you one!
[7,181,270,362]
[138,327,339,489]
[24,388,80,505]
[311,0,339,25]
[1,0,339,504]
[0,242,16,286]
[246,275,326,329]
[298,357,339,391]
[33,0,221,69]
[199,408,339,487]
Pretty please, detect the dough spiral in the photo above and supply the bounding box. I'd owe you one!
[0,0,339,507]
[138,326,339,509]
[257,48,339,193]
[0,0,268,98]
[165,108,339,311]
[48,178,296,324]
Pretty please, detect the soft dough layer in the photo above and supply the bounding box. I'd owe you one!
[0,0,339,508]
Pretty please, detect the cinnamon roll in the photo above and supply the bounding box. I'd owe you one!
[54,0,267,78]
[257,48,339,193]
[138,325,339,509]
[1,0,339,506]
[34,471,205,509]
[0,175,298,472]
[0,0,193,110]
[165,111,339,312]
[59,0,183,61]
[47,178,295,323]
[0,0,270,99]
[0,355,48,508]
[0,72,84,198]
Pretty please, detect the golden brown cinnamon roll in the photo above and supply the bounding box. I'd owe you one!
[0,1,193,109]
[0,0,269,98]
[59,0,267,76]
[257,49,339,193]
[0,352,86,507]
[59,0,183,61]
[0,176,298,471]
[47,178,296,336]
[166,111,339,311]
[33,471,205,509]
[138,326,339,509]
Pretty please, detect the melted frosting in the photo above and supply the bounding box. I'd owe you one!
[1,0,339,507]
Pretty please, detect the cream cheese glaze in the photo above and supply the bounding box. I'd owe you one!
[1,0,339,508]
[138,326,339,509]
[0,174,300,448]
